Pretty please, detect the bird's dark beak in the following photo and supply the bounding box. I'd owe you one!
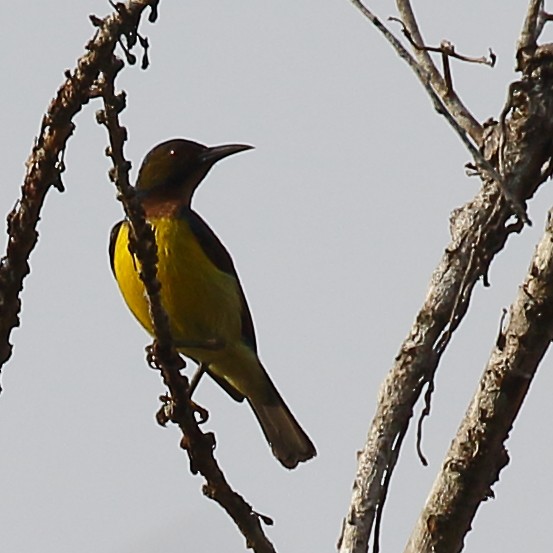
[200,143,254,166]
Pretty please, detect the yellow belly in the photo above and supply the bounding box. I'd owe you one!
[113,218,243,365]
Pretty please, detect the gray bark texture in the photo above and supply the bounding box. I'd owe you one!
[339,2,553,552]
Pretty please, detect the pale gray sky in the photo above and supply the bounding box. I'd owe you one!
[1,2,552,552]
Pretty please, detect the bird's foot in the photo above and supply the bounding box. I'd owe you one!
[155,393,209,425]
[190,399,209,423]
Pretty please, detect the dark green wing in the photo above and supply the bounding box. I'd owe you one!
[182,208,258,352]
[108,220,124,276]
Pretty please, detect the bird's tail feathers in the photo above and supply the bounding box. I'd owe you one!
[248,389,316,469]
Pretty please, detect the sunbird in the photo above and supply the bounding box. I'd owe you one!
[109,139,316,469]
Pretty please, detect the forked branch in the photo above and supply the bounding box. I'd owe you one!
[339,2,553,552]
[406,207,553,552]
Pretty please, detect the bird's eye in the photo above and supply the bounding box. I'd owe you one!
[169,149,176,157]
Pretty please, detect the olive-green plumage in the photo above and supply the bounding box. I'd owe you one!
[109,139,316,469]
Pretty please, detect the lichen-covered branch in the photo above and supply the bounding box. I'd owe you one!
[405,207,553,553]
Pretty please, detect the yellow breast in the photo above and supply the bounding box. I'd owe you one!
[112,217,243,363]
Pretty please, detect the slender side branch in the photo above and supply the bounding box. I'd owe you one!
[405,208,553,553]
[350,1,529,227]
[338,31,553,553]
[389,17,495,96]
[394,0,483,143]
[517,0,544,69]
[389,17,495,67]
[0,0,158,382]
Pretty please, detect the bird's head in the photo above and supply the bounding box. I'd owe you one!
[135,138,253,205]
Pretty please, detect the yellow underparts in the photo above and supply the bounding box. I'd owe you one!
[113,218,266,400]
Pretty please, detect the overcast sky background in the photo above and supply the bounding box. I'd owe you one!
[1,1,552,552]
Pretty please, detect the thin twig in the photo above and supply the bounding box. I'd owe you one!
[350,1,530,226]
[391,15,528,224]
[0,0,158,384]
[389,17,495,67]
[415,225,481,466]
[394,0,483,143]
[389,16,495,95]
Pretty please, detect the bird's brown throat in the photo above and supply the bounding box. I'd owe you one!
[140,189,189,218]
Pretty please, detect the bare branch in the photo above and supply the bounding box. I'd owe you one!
[389,14,495,137]
[405,208,553,553]
[98,67,278,553]
[415,225,481,468]
[94,27,278,553]
[350,2,530,227]
[0,0,158,384]
[394,0,483,143]
[389,17,495,68]
[0,2,277,549]
[391,27,495,96]
[517,0,544,57]
[338,31,553,553]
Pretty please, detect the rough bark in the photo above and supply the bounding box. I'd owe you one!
[405,207,553,552]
